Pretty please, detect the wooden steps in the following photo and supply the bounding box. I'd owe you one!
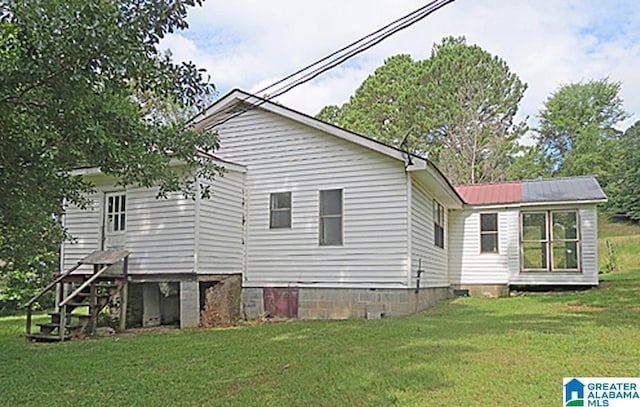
[25,250,130,342]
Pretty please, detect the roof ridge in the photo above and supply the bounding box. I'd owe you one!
[521,175,598,183]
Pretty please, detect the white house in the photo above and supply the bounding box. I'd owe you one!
[59,89,607,328]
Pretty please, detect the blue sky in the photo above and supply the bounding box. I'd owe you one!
[160,0,640,136]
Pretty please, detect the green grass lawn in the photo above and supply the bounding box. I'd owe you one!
[2,271,639,406]
[1,215,638,406]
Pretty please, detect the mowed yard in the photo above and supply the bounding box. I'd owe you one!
[1,219,639,406]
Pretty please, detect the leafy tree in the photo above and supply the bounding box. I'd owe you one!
[316,37,528,184]
[508,145,553,181]
[607,121,640,221]
[535,78,628,178]
[0,0,219,308]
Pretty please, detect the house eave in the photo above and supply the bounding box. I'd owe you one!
[461,198,608,210]
[407,159,464,209]
[69,154,247,177]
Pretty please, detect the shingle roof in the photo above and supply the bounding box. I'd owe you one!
[455,176,607,205]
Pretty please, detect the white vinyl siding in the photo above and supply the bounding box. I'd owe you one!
[448,210,517,285]
[62,191,101,271]
[121,188,196,274]
[62,175,196,275]
[411,177,448,287]
[215,109,409,288]
[196,168,245,274]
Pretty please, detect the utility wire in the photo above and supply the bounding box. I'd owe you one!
[199,0,456,130]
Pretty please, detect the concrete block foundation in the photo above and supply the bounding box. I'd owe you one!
[242,286,451,320]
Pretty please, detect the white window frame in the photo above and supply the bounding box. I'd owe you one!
[480,213,499,254]
[520,210,581,272]
[433,200,445,249]
[105,192,126,233]
[319,189,343,246]
[269,192,292,229]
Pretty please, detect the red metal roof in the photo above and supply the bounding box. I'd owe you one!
[455,182,523,205]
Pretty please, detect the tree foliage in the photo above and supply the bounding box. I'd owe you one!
[317,36,528,184]
[535,78,628,178]
[607,120,640,221]
[0,0,218,307]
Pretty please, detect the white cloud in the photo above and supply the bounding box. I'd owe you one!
[161,0,640,131]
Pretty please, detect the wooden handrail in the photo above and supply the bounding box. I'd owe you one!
[59,265,110,307]
[25,263,82,308]
[58,264,111,339]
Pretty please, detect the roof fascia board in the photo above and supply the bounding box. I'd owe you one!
[462,198,607,210]
[407,161,464,207]
[70,155,246,177]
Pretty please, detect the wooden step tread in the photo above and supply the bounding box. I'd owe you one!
[36,322,81,330]
[26,333,71,342]
[48,312,92,319]
[72,292,112,298]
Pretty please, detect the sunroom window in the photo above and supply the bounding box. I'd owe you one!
[521,210,580,272]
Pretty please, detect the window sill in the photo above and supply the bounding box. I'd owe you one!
[520,270,582,274]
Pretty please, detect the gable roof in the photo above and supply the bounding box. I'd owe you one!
[456,176,607,206]
[192,89,464,208]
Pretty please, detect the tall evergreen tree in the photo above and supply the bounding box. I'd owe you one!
[317,36,528,185]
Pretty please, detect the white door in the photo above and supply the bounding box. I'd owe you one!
[103,192,126,250]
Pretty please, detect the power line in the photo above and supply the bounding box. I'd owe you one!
[198,0,456,130]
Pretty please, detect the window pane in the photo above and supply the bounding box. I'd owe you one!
[270,210,291,228]
[434,225,444,248]
[120,213,126,231]
[121,195,126,212]
[481,234,498,253]
[523,242,547,269]
[553,241,578,270]
[320,217,342,245]
[320,190,342,216]
[114,213,119,231]
[271,192,291,210]
[481,213,497,232]
[108,197,113,213]
[522,213,546,241]
[552,211,577,240]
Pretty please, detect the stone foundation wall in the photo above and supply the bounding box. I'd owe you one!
[242,286,451,320]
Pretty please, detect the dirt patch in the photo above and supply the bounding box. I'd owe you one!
[562,304,604,312]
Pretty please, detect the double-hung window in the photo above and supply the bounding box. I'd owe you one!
[521,210,580,272]
[480,213,498,253]
[433,200,444,249]
[319,189,342,246]
[270,192,291,229]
